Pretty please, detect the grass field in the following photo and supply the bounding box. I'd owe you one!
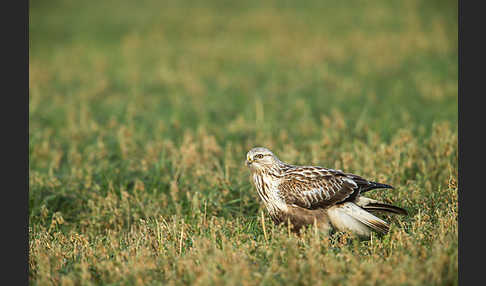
[29,0,458,285]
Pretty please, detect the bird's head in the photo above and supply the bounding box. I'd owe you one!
[246,147,280,172]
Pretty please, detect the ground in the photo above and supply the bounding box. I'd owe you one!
[29,0,457,285]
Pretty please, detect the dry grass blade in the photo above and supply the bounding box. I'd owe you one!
[261,210,268,242]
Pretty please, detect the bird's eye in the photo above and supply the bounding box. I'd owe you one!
[254,154,264,160]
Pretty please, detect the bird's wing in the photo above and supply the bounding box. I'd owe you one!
[278,167,360,209]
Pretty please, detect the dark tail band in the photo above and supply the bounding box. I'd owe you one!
[364,203,408,215]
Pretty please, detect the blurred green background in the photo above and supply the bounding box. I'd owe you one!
[29,1,457,285]
[30,0,457,143]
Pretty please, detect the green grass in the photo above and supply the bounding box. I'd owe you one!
[29,0,458,285]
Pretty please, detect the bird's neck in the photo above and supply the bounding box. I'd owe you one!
[258,161,292,177]
[251,170,289,217]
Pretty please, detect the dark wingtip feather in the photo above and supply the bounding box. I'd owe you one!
[371,182,394,189]
[360,181,394,193]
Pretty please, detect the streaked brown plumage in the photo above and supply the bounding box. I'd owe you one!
[245,147,407,237]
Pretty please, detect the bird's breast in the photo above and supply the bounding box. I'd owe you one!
[252,172,288,214]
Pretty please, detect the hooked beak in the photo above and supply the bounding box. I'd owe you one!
[245,156,253,166]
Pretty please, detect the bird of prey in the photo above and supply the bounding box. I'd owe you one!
[245,147,407,237]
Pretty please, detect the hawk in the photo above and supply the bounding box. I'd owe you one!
[245,147,407,237]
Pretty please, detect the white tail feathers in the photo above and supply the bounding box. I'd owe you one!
[327,202,389,237]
